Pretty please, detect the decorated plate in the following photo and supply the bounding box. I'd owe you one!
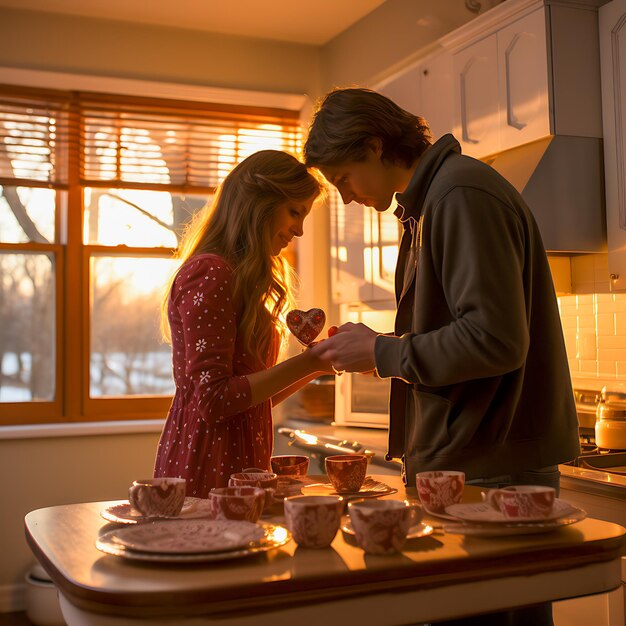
[445,498,580,524]
[301,476,397,500]
[442,508,587,537]
[96,521,290,562]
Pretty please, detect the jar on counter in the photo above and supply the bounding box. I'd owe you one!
[595,383,626,450]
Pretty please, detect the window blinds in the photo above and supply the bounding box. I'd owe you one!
[0,86,303,192]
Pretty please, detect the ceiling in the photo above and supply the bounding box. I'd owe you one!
[0,0,389,45]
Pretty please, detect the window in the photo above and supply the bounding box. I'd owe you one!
[0,85,302,425]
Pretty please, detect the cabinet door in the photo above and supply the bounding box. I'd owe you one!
[329,192,372,303]
[497,7,550,152]
[601,0,626,291]
[378,63,423,116]
[421,51,455,141]
[453,35,500,158]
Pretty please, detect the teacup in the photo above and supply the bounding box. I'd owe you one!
[228,472,278,509]
[208,486,265,523]
[348,499,424,555]
[284,495,344,548]
[485,485,556,519]
[271,455,310,477]
[325,454,368,494]
[415,471,465,515]
[128,477,186,518]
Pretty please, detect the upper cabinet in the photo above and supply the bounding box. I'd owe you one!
[448,5,550,158]
[601,0,626,291]
[377,49,455,142]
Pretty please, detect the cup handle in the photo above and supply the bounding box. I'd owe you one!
[128,484,145,515]
[265,487,276,507]
[485,489,503,511]
[407,501,424,525]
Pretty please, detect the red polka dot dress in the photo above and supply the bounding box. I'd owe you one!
[154,253,274,497]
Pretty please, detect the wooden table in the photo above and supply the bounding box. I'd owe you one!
[25,475,626,626]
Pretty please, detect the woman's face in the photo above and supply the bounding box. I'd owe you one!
[270,194,316,256]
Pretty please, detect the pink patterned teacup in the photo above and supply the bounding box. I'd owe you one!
[228,472,278,509]
[485,485,556,519]
[208,486,265,523]
[128,477,186,518]
[271,455,310,477]
[284,495,344,548]
[325,454,368,494]
[348,499,424,555]
[415,471,465,515]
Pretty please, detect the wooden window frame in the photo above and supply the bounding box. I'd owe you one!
[0,84,302,426]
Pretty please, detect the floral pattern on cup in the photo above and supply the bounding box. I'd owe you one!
[208,486,265,523]
[271,455,310,477]
[415,471,465,514]
[485,485,556,519]
[228,472,278,509]
[128,477,186,518]
[284,495,344,549]
[325,454,368,494]
[348,499,424,555]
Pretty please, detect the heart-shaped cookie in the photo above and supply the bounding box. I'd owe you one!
[286,308,326,346]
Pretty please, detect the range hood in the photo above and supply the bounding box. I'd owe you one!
[484,135,606,253]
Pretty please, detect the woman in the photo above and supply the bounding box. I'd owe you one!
[155,150,330,497]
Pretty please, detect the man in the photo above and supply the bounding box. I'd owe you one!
[306,88,579,626]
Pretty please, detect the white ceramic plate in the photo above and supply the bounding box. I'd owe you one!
[101,497,212,524]
[96,521,290,562]
[341,520,434,540]
[442,508,587,537]
[445,498,580,524]
[301,477,398,500]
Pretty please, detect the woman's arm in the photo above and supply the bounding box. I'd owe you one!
[270,372,320,407]
[247,349,331,407]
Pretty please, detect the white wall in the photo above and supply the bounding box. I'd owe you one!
[0,429,161,610]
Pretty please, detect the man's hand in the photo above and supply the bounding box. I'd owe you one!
[309,322,378,373]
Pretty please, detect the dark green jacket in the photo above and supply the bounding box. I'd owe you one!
[375,134,579,485]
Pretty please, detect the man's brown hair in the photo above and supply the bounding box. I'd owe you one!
[304,88,431,169]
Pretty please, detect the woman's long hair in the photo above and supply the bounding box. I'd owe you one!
[161,150,323,367]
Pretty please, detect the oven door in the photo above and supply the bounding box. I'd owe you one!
[334,370,390,428]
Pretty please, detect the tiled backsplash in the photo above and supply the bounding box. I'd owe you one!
[556,255,626,387]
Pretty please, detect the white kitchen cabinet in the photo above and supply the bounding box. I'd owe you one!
[377,50,455,143]
[452,34,500,157]
[496,7,550,151]
[450,5,549,158]
[420,51,455,141]
[601,0,626,292]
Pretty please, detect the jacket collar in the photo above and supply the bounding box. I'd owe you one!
[395,133,461,223]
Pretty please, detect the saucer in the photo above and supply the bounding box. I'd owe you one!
[445,498,579,523]
[101,497,212,524]
[341,520,434,540]
[301,477,397,500]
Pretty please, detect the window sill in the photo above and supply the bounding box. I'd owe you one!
[0,419,165,440]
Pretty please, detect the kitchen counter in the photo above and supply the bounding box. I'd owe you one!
[25,475,626,626]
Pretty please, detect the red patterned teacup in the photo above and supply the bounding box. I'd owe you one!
[415,471,465,515]
[284,495,344,548]
[271,455,310,477]
[485,485,556,519]
[228,472,278,509]
[208,486,265,522]
[348,499,423,555]
[128,477,186,518]
[325,454,368,494]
